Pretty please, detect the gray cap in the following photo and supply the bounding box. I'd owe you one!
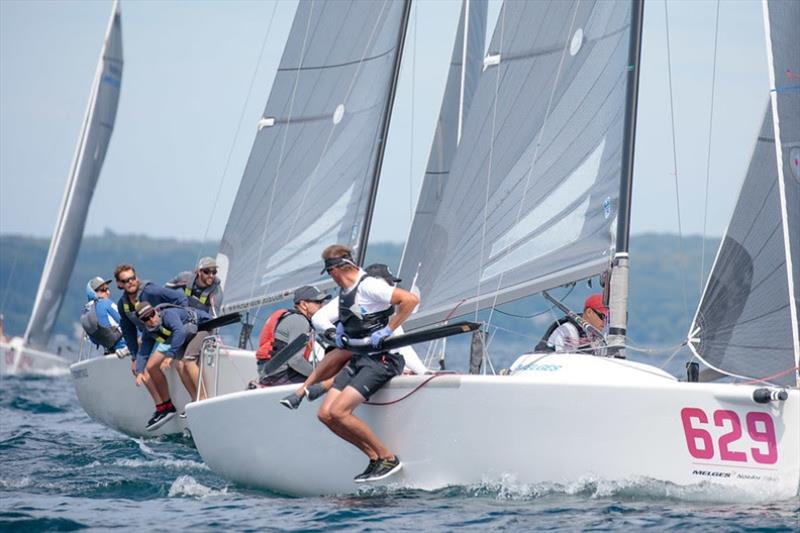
[197,256,218,270]
[89,277,113,291]
[135,301,156,320]
[365,263,401,285]
[293,286,332,305]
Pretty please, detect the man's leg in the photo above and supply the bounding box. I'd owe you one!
[143,374,164,404]
[328,386,394,460]
[178,360,206,401]
[145,352,171,402]
[295,349,351,397]
[317,387,378,459]
[175,361,198,401]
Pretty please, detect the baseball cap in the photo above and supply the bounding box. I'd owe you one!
[365,263,401,285]
[197,256,218,270]
[293,286,332,304]
[584,294,608,316]
[135,301,156,320]
[89,277,113,291]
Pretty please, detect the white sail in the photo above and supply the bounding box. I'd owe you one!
[24,1,123,350]
[218,0,410,313]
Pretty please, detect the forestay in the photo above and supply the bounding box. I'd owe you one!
[218,0,409,313]
[25,1,123,349]
[399,0,487,288]
[689,1,799,387]
[401,1,634,329]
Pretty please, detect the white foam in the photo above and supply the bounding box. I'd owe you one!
[167,475,227,498]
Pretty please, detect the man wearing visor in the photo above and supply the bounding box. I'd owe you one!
[313,244,419,483]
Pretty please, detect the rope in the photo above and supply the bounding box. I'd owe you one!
[365,371,455,406]
[699,0,721,291]
[741,366,799,385]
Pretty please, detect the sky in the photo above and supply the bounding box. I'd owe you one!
[0,0,769,245]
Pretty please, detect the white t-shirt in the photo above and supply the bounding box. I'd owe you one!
[312,271,428,375]
[547,322,581,353]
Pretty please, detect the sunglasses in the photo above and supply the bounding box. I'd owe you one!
[118,276,137,284]
[200,268,217,275]
[594,310,606,321]
[141,313,156,322]
[97,287,110,293]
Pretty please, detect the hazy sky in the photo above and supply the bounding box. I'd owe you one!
[0,0,768,245]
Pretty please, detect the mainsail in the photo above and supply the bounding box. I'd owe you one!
[219,0,410,313]
[24,1,123,350]
[689,0,799,387]
[401,0,635,329]
[399,0,487,285]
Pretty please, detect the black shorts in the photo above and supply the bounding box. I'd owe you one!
[332,351,404,400]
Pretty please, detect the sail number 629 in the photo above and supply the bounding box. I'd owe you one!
[680,407,777,464]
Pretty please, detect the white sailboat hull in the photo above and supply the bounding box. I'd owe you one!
[186,353,800,500]
[71,347,256,437]
[0,338,69,376]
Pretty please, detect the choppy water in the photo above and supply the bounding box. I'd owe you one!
[1,375,798,532]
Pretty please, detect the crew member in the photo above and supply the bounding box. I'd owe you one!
[314,245,418,483]
[165,256,223,316]
[80,276,125,354]
[535,293,607,353]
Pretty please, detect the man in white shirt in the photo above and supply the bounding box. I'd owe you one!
[535,293,607,353]
[311,244,419,483]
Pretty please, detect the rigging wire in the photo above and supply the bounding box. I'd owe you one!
[662,0,691,328]
[491,284,576,319]
[195,0,279,267]
[699,0,721,292]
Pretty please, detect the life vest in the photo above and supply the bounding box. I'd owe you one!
[534,316,590,352]
[145,305,199,345]
[256,309,312,361]
[168,272,220,313]
[80,300,123,351]
[339,276,393,339]
[121,281,152,330]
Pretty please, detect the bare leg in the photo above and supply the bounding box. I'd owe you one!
[145,353,171,403]
[317,388,378,459]
[178,360,206,401]
[295,349,352,397]
[175,361,198,401]
[143,375,164,404]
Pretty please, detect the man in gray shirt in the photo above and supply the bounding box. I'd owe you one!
[253,286,331,386]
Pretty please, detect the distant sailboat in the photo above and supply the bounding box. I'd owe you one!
[71,0,411,437]
[187,0,798,500]
[1,0,124,376]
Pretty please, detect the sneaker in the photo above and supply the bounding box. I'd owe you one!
[279,393,303,410]
[179,410,187,419]
[145,405,177,431]
[306,383,327,402]
[353,459,380,483]
[362,456,402,482]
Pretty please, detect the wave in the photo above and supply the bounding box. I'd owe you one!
[168,475,228,498]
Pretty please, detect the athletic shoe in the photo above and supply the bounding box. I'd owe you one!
[353,459,380,483]
[305,383,327,402]
[145,405,177,431]
[279,393,303,410]
[363,456,402,482]
[179,410,187,419]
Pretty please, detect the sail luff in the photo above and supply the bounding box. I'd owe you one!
[762,0,800,377]
[355,0,411,266]
[24,1,123,349]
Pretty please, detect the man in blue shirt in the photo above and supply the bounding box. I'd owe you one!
[134,302,212,430]
[80,277,125,354]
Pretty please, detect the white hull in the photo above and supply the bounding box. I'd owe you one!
[186,353,800,500]
[0,338,69,376]
[71,346,256,437]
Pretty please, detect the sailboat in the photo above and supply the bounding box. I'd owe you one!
[185,0,798,500]
[71,0,411,437]
[0,0,124,376]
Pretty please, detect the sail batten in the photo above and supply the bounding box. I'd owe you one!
[24,1,123,349]
[219,0,409,313]
[401,0,634,329]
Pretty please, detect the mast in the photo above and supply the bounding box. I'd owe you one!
[457,0,470,144]
[356,0,412,266]
[607,0,644,358]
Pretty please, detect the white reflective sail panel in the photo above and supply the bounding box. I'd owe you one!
[402,1,634,329]
[219,0,409,313]
[24,1,123,349]
[399,0,487,282]
[689,1,799,387]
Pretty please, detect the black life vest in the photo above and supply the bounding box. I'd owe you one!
[338,275,393,339]
[168,272,220,314]
[80,300,123,352]
[534,316,589,352]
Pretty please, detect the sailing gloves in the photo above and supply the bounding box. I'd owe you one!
[335,322,346,349]
[370,326,393,349]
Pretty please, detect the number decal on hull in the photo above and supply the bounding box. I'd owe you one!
[680,408,778,464]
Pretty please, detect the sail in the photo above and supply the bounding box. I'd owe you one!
[402,0,634,329]
[24,1,123,350]
[688,1,799,387]
[399,0,487,285]
[219,0,409,313]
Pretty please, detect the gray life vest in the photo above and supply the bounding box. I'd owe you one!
[338,275,393,339]
[80,300,123,351]
[167,272,220,314]
[143,304,200,346]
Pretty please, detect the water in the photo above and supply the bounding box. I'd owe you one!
[1,376,798,532]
